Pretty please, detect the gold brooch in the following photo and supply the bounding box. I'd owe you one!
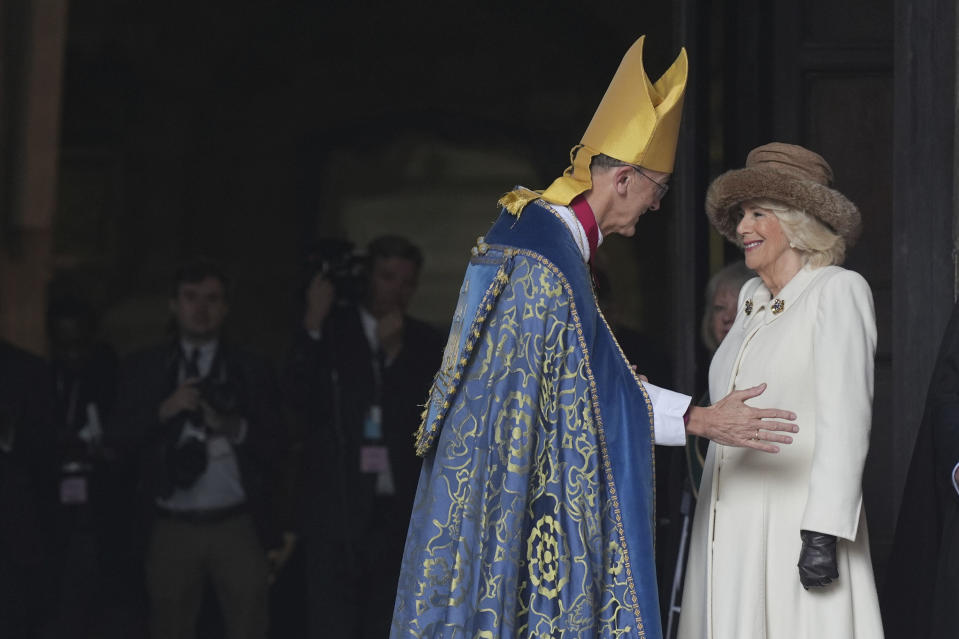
[745,299,753,315]
[771,299,785,314]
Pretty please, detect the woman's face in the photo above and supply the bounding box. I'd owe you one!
[736,204,792,276]
[711,285,739,345]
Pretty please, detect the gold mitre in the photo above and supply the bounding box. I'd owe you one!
[583,35,688,173]
[500,36,688,213]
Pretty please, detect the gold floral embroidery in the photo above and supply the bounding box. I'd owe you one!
[395,251,650,638]
[527,514,570,598]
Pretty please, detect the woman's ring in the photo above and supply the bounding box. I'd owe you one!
[756,428,760,440]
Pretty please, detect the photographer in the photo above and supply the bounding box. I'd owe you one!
[110,259,288,639]
[284,235,443,639]
[43,296,120,639]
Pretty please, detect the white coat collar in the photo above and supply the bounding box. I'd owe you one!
[743,264,823,326]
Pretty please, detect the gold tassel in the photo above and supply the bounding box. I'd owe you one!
[497,187,541,216]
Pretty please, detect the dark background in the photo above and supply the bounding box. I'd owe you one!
[49,2,673,348]
[1,0,955,606]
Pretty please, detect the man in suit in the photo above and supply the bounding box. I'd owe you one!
[111,259,288,639]
[0,340,55,639]
[43,296,121,639]
[884,301,959,639]
[284,235,443,639]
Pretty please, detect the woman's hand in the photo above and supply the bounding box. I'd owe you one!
[686,383,798,453]
[797,530,839,589]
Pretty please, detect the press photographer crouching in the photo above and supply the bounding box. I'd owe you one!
[111,259,288,639]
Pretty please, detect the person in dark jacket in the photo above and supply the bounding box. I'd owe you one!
[111,259,288,639]
[284,235,443,639]
[883,300,959,639]
[43,296,120,639]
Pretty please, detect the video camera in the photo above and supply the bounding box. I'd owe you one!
[303,238,367,305]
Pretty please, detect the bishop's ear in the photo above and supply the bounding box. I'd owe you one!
[613,165,634,195]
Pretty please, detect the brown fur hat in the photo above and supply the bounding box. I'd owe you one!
[705,142,861,245]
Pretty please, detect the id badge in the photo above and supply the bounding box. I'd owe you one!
[363,405,383,440]
[60,476,88,504]
[360,445,389,473]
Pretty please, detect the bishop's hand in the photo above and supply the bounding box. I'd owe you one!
[686,383,798,453]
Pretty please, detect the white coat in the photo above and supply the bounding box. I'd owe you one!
[677,265,884,639]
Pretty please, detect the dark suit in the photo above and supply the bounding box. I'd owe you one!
[884,302,959,639]
[111,339,285,639]
[45,341,122,639]
[284,305,443,639]
[0,341,55,639]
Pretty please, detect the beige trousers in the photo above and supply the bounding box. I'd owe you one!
[146,513,269,639]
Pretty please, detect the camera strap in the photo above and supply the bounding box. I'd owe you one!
[363,348,386,441]
[361,346,395,494]
[372,347,386,403]
[179,344,211,433]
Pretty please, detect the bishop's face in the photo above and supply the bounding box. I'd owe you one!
[605,166,670,237]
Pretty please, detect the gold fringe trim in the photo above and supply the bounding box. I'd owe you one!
[497,187,542,216]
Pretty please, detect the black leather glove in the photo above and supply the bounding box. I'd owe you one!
[797,530,839,589]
